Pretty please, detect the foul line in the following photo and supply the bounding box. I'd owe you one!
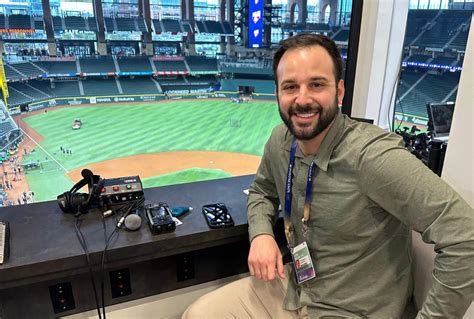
[19,127,69,173]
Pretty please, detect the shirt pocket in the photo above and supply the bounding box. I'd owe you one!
[308,188,377,242]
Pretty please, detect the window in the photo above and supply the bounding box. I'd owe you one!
[393,2,471,129]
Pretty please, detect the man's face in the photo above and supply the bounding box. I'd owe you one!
[276,45,345,140]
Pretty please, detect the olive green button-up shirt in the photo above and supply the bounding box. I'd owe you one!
[247,110,474,318]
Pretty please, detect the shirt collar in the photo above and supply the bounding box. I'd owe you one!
[282,109,346,171]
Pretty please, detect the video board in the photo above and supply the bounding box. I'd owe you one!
[248,0,264,48]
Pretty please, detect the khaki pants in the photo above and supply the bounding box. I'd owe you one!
[182,266,306,319]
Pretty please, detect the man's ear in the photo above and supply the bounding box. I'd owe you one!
[275,85,279,104]
[337,79,345,106]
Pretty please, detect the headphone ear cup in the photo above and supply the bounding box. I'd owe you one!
[58,171,103,214]
[70,193,90,213]
[57,191,73,213]
[124,214,142,231]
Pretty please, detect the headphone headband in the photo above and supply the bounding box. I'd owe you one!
[57,169,102,214]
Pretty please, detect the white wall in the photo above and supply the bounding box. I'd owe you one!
[441,12,474,318]
[442,13,474,208]
[351,0,408,129]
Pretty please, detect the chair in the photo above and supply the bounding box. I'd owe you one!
[411,231,474,318]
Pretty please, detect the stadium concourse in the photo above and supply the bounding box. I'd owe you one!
[1,137,35,206]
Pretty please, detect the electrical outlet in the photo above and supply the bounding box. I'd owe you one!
[176,254,195,281]
[109,268,132,298]
[49,282,75,314]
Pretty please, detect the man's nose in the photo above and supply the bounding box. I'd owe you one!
[294,86,312,106]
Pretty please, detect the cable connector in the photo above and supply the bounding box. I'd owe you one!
[117,216,126,228]
[103,210,113,218]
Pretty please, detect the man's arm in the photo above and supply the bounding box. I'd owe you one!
[247,135,285,281]
[358,133,474,318]
[247,134,281,242]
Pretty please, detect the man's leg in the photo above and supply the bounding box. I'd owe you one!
[182,267,300,319]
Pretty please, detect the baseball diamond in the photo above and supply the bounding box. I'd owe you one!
[16,99,282,202]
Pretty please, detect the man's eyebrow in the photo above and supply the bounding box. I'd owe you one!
[279,76,330,86]
[309,76,330,82]
[279,79,296,86]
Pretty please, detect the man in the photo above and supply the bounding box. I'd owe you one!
[183,34,473,318]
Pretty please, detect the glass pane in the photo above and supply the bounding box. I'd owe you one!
[150,0,180,19]
[307,0,319,23]
[102,0,139,18]
[0,0,359,205]
[393,4,471,132]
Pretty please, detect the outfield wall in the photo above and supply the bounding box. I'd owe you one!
[220,79,275,95]
[20,91,276,113]
[26,94,167,111]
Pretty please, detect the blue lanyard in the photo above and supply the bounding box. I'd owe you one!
[284,141,316,238]
[284,142,298,219]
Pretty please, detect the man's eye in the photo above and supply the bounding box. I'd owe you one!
[283,85,296,90]
[311,83,323,88]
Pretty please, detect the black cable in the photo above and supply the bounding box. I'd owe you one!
[117,198,145,226]
[72,198,145,319]
[100,214,109,319]
[395,88,406,132]
[74,216,102,319]
[100,213,121,310]
[388,59,404,132]
[98,198,145,318]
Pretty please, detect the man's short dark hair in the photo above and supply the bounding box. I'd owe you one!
[273,33,343,86]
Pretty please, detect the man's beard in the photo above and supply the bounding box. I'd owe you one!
[279,95,339,140]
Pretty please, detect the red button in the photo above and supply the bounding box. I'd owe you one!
[113,186,119,191]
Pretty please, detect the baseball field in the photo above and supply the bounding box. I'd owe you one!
[17,99,282,202]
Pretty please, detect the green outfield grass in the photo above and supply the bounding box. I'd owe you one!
[142,168,232,188]
[21,99,282,201]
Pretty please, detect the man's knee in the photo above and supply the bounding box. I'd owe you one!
[183,274,297,319]
[182,277,252,319]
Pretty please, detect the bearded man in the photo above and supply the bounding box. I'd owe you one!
[183,33,473,319]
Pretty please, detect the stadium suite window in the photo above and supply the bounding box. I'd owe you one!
[0,0,359,207]
[150,0,180,20]
[393,1,471,131]
[102,0,139,18]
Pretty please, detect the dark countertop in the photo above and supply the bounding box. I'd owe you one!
[0,175,255,289]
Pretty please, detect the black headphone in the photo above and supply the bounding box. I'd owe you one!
[57,169,103,215]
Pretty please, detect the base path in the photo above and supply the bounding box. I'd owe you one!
[66,151,262,182]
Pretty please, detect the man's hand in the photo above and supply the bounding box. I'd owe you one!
[248,234,285,281]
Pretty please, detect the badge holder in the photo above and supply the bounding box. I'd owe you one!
[290,241,316,284]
